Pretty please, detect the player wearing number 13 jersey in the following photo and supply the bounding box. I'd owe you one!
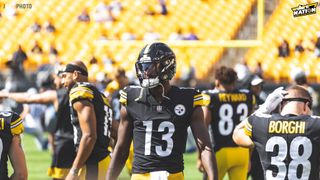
[202,66,255,180]
[233,85,320,180]
[106,42,217,180]
[0,111,27,180]
[61,61,113,180]
[121,85,205,174]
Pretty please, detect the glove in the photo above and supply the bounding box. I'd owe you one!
[254,87,287,115]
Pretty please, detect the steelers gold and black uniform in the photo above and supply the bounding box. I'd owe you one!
[120,85,208,179]
[245,113,320,180]
[69,82,112,180]
[0,111,24,180]
[48,88,76,179]
[203,88,255,180]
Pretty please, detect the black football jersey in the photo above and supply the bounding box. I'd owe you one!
[120,85,208,173]
[55,88,73,139]
[245,113,320,180]
[69,82,112,162]
[203,89,255,152]
[0,111,23,180]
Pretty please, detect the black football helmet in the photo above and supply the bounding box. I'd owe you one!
[135,42,176,88]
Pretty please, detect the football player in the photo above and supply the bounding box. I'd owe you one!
[233,85,320,179]
[201,66,255,180]
[61,61,113,180]
[0,69,76,180]
[0,111,27,180]
[106,42,217,180]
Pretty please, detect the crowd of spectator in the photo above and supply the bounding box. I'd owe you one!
[74,0,199,41]
[278,33,320,58]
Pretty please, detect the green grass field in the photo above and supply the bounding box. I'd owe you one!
[13,134,206,180]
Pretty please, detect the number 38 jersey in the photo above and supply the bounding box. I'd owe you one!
[203,89,255,152]
[120,86,208,173]
[245,113,320,180]
[0,111,23,180]
[69,82,112,162]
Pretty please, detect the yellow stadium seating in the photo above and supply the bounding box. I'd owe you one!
[246,0,320,82]
[0,0,255,79]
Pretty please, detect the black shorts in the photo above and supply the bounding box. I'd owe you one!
[47,136,76,179]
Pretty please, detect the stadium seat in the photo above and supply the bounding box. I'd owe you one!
[0,0,256,80]
[246,0,320,82]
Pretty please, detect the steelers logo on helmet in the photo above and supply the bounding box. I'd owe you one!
[174,104,186,116]
[135,42,176,88]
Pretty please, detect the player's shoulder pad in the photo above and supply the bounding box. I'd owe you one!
[6,111,24,135]
[119,89,127,106]
[245,114,263,137]
[253,112,272,118]
[70,82,94,103]
[119,85,141,106]
[191,88,210,107]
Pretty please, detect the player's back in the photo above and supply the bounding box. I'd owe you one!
[204,89,255,151]
[249,113,320,180]
[69,82,112,162]
[0,111,23,180]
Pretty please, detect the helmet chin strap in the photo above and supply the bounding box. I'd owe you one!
[135,82,171,102]
[159,83,170,100]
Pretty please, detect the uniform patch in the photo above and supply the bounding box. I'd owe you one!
[174,104,186,116]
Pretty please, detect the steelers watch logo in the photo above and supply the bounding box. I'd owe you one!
[174,104,186,116]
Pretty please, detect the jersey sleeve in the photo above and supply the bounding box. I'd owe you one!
[70,84,94,104]
[193,90,211,107]
[10,112,24,135]
[119,88,127,106]
[244,116,253,138]
[201,90,212,107]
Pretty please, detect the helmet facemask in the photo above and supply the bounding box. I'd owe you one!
[135,42,176,89]
[135,56,176,88]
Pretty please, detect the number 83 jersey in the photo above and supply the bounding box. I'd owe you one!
[245,114,320,180]
[203,89,255,152]
[120,86,208,174]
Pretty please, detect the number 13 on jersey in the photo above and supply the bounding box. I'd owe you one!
[143,121,175,157]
